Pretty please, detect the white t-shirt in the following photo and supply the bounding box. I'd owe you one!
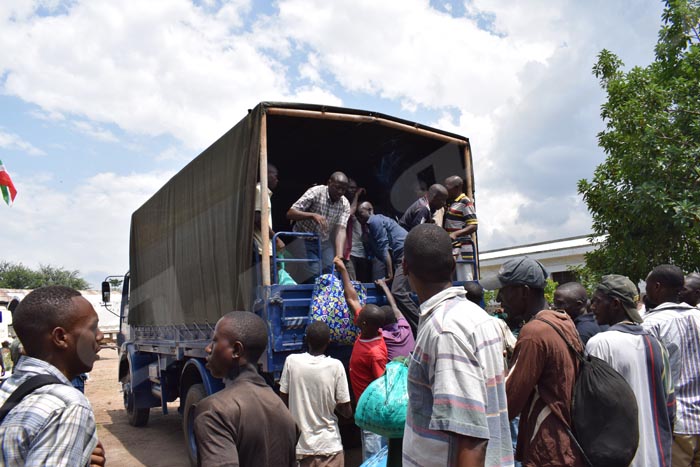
[350,217,365,258]
[254,182,273,255]
[586,328,673,467]
[279,353,351,456]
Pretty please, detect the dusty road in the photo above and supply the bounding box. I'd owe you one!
[87,349,189,467]
[86,348,362,467]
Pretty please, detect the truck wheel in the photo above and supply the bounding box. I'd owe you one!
[123,371,150,427]
[183,383,206,467]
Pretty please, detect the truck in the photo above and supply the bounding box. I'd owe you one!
[107,102,479,465]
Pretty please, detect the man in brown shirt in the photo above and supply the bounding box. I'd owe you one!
[194,311,298,467]
[482,257,585,467]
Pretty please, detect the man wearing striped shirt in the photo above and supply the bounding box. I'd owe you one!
[443,175,478,281]
[402,225,513,467]
[0,286,105,467]
[642,264,700,467]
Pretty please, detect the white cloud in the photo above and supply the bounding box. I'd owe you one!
[72,121,119,143]
[270,0,555,114]
[0,0,667,263]
[0,129,45,156]
[0,0,340,150]
[0,169,175,287]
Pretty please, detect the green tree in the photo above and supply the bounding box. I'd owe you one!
[567,264,602,295]
[0,261,90,290]
[579,0,700,282]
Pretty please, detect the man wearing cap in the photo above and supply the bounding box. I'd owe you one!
[588,274,675,467]
[641,264,700,467]
[482,256,586,467]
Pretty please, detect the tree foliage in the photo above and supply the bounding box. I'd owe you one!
[0,261,90,290]
[579,0,700,282]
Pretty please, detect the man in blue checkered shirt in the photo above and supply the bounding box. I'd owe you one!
[0,286,105,467]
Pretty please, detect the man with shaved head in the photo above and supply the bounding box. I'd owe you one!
[679,272,700,308]
[195,311,298,467]
[0,286,105,467]
[399,183,448,231]
[356,201,421,335]
[287,172,351,283]
[443,175,478,281]
[402,224,512,466]
[553,281,606,345]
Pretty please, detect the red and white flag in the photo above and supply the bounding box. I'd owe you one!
[0,159,18,206]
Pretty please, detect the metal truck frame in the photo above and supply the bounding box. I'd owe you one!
[108,102,478,465]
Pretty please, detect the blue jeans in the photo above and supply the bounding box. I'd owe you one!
[287,237,335,284]
[71,374,87,393]
[511,416,521,467]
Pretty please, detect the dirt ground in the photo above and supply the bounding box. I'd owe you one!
[87,349,189,467]
[86,348,362,467]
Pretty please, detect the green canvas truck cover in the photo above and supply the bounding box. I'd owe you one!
[128,102,472,327]
[129,105,263,326]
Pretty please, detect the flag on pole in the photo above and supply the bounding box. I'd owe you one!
[0,159,18,206]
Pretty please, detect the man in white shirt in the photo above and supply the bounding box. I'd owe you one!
[280,321,352,467]
[254,163,284,256]
[587,274,674,467]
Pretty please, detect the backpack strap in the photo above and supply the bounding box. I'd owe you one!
[536,317,586,362]
[0,374,64,424]
[535,318,593,467]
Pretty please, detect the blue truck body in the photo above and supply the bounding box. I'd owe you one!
[112,102,477,464]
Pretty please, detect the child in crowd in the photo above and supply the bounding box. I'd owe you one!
[280,321,352,467]
[334,257,388,460]
[375,278,415,359]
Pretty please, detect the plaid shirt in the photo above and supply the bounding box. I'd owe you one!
[291,185,350,242]
[0,356,98,467]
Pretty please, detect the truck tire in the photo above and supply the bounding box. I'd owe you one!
[123,371,150,427]
[183,383,206,467]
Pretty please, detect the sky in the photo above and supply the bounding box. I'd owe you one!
[0,0,665,288]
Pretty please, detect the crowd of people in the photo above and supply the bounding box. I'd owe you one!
[1,169,699,467]
[252,169,700,467]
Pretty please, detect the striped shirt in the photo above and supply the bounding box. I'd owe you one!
[291,185,351,242]
[443,193,477,259]
[403,287,513,467]
[0,356,98,467]
[642,302,700,435]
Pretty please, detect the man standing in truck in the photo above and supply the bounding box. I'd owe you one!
[287,172,351,283]
[399,183,448,231]
[254,163,285,258]
[356,201,421,336]
[443,175,477,281]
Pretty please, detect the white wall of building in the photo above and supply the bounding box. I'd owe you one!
[0,288,122,343]
[478,235,604,281]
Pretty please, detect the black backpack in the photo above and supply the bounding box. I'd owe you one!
[538,318,639,467]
